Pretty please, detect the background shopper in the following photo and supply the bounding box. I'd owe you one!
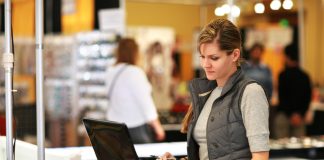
[105,38,165,144]
[242,42,273,99]
[274,43,312,138]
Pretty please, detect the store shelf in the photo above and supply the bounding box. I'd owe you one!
[78,98,108,107]
[44,35,76,120]
[45,79,74,86]
[74,31,118,115]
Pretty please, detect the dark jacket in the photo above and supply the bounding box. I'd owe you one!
[187,69,255,160]
[278,67,312,117]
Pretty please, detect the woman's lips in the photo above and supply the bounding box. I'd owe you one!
[205,71,214,74]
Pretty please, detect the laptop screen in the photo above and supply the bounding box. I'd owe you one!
[83,118,139,160]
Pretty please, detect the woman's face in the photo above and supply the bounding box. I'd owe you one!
[200,41,239,86]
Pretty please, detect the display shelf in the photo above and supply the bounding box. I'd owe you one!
[41,32,118,147]
[74,31,118,117]
[79,85,107,98]
[45,79,74,86]
[43,32,118,119]
[45,84,73,119]
[44,36,75,79]
[44,35,76,120]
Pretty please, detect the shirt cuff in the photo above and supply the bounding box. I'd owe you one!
[248,134,270,152]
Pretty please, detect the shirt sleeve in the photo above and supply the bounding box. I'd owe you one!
[127,66,158,122]
[241,83,270,152]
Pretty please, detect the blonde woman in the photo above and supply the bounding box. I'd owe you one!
[162,19,270,160]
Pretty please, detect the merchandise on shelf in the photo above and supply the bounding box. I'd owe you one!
[43,32,119,119]
[75,31,118,117]
[44,35,75,120]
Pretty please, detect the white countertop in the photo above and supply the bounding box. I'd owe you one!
[47,142,187,160]
[0,136,187,160]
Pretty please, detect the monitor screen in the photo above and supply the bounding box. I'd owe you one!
[83,118,139,160]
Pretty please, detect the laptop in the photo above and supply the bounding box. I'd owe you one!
[82,118,156,160]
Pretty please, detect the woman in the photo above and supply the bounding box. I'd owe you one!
[162,19,269,159]
[106,38,165,144]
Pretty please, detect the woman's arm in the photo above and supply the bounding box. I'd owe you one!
[241,83,270,158]
[148,119,165,141]
[252,151,269,160]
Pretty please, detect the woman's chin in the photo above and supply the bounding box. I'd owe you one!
[206,75,216,80]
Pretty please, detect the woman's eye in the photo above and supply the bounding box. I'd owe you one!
[211,56,219,61]
[200,55,205,59]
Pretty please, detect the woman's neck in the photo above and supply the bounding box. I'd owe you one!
[216,67,237,87]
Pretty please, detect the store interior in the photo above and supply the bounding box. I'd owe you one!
[0,0,324,159]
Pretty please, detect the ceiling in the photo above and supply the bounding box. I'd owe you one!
[0,0,295,6]
[127,0,229,5]
[127,0,298,14]
[127,0,299,9]
[0,0,217,5]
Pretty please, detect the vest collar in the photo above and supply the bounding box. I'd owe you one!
[221,68,244,97]
[190,68,244,98]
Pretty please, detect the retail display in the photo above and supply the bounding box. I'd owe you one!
[44,35,75,119]
[75,31,118,118]
[42,35,76,147]
[43,32,118,120]
[0,32,118,146]
[40,32,118,147]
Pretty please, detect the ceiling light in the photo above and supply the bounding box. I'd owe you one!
[254,2,265,14]
[270,0,281,10]
[221,4,231,14]
[215,7,225,16]
[231,5,240,17]
[283,0,293,10]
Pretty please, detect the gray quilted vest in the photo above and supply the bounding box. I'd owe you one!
[187,69,255,160]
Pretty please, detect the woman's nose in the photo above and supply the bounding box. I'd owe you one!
[201,58,211,68]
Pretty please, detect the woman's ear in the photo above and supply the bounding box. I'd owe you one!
[232,49,240,62]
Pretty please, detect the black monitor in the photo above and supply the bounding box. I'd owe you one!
[83,118,139,160]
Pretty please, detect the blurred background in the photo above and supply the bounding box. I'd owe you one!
[0,0,324,158]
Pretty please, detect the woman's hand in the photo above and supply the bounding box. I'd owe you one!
[149,119,166,141]
[158,152,176,160]
[155,125,166,141]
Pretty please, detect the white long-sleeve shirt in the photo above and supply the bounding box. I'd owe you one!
[105,63,158,128]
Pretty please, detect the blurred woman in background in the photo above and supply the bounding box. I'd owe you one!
[105,38,165,144]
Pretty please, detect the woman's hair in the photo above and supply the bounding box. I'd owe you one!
[181,19,242,133]
[198,18,242,54]
[181,104,192,133]
[116,38,139,65]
